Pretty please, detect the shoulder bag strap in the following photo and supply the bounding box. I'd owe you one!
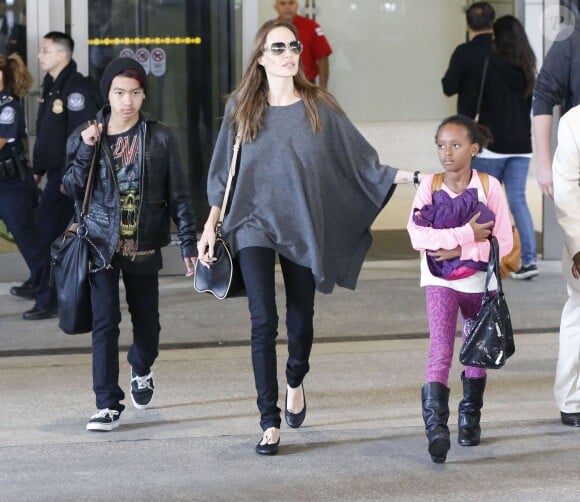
[478,171,489,197]
[483,236,501,296]
[80,120,102,218]
[216,132,242,236]
[76,120,107,272]
[474,55,489,123]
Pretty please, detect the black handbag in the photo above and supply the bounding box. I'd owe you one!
[459,236,515,369]
[50,122,104,334]
[193,134,245,299]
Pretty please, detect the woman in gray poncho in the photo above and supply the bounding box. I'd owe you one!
[197,19,422,455]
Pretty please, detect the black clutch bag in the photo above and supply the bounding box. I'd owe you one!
[459,236,515,369]
[193,235,245,299]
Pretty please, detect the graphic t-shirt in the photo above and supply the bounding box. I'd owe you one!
[107,122,159,271]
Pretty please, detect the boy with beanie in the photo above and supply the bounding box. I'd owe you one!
[62,57,198,431]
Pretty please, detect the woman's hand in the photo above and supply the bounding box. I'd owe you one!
[197,206,222,268]
[428,247,461,261]
[468,212,493,241]
[197,223,218,269]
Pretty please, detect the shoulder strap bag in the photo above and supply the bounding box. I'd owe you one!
[193,133,245,299]
[459,236,515,368]
[50,121,105,334]
[474,55,489,123]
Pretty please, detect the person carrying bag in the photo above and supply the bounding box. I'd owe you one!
[62,57,197,432]
[407,115,513,464]
[50,120,104,334]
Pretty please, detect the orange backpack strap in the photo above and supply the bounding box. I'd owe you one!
[432,171,490,197]
[478,171,489,198]
[432,172,444,192]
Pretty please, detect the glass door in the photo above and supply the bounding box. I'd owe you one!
[0,0,240,280]
[83,0,241,221]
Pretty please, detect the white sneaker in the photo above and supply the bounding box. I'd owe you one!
[86,408,120,431]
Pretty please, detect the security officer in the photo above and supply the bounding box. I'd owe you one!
[0,53,43,303]
[21,31,103,320]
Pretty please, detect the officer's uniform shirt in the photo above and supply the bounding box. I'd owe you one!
[33,59,102,176]
[0,91,25,161]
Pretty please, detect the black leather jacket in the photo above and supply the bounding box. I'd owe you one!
[63,107,197,268]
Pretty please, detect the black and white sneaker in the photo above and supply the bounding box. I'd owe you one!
[510,264,539,280]
[86,408,120,431]
[130,369,155,409]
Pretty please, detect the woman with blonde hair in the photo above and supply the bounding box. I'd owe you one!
[0,53,42,303]
[197,20,423,455]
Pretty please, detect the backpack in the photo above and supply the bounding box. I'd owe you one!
[431,171,489,196]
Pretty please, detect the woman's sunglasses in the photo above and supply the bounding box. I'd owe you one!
[263,40,303,56]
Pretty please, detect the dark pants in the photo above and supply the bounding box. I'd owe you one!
[90,265,160,412]
[238,247,315,430]
[0,179,44,288]
[35,172,74,308]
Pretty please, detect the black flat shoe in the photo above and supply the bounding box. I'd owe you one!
[561,412,580,427]
[285,384,306,429]
[255,429,280,455]
[22,305,58,321]
[10,281,35,300]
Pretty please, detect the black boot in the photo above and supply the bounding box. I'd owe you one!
[421,382,451,464]
[458,371,486,446]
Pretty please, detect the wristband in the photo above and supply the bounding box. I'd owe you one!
[413,170,421,187]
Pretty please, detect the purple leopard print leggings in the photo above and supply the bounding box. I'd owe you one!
[425,285,487,386]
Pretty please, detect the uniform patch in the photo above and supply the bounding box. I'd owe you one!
[315,27,325,36]
[67,93,85,111]
[0,106,16,124]
[52,98,64,114]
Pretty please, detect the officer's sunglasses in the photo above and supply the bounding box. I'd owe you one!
[263,41,303,56]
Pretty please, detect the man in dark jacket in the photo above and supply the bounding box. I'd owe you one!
[441,2,495,117]
[533,24,580,198]
[18,32,102,320]
[63,57,197,431]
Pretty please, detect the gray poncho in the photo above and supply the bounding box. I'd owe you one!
[207,100,398,293]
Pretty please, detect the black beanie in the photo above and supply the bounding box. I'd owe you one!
[100,57,147,100]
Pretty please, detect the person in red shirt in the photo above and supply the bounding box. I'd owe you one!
[274,0,332,89]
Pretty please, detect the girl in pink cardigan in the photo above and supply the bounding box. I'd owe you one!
[407,115,513,464]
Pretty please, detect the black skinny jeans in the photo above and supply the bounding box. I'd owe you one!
[90,266,160,412]
[238,247,315,431]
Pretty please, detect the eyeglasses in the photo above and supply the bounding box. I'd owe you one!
[39,48,64,55]
[263,41,303,56]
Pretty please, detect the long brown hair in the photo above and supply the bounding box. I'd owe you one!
[0,53,33,97]
[230,20,342,143]
[493,15,536,97]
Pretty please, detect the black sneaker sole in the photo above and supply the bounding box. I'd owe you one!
[511,271,539,280]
